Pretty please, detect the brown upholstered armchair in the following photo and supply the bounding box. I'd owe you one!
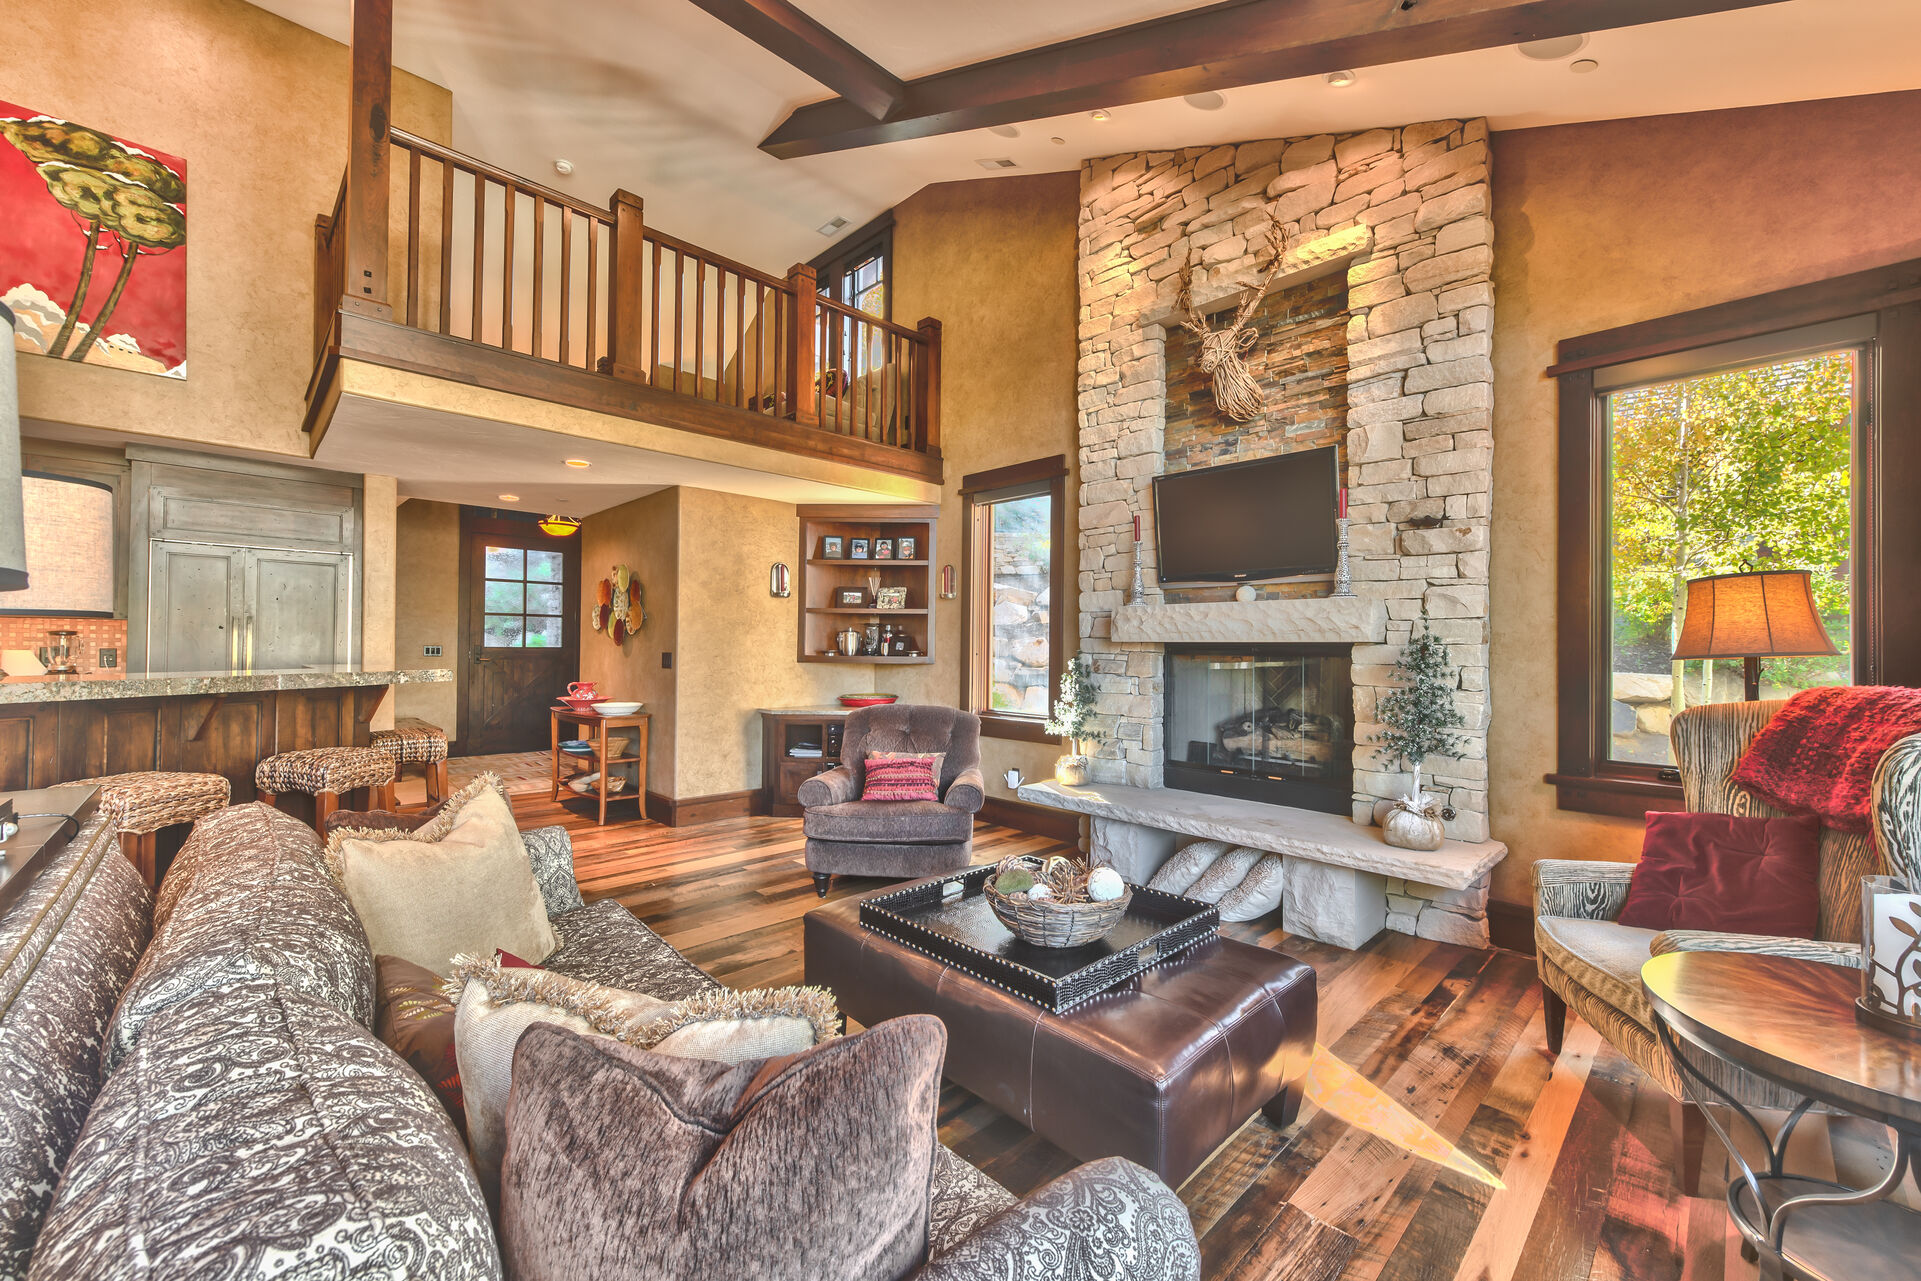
[798,705,985,897]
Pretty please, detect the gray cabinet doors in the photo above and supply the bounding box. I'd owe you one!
[147,540,353,673]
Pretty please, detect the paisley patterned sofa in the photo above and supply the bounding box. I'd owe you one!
[0,799,1200,1281]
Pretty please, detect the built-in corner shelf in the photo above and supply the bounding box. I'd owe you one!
[1110,595,1387,646]
[795,504,939,665]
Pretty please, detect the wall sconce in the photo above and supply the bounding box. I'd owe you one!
[770,562,790,597]
[939,564,957,599]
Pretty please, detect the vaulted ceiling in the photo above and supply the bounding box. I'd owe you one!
[254,0,1921,272]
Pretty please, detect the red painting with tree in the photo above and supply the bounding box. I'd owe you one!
[0,103,187,379]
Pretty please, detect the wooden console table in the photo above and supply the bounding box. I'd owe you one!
[549,706,649,826]
[758,707,850,817]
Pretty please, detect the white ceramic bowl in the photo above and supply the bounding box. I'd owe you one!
[595,701,643,716]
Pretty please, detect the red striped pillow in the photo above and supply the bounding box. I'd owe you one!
[860,753,941,802]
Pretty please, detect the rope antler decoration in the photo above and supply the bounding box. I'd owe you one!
[1176,213,1293,422]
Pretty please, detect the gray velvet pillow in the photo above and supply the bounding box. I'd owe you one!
[500,1015,947,1281]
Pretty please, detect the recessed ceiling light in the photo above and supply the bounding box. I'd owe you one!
[989,124,1021,138]
[1050,136,1066,145]
[1182,91,1225,111]
[1570,58,1600,74]
[1326,70,1357,88]
[1090,108,1111,121]
[1518,34,1589,60]
[498,493,520,502]
[817,216,849,236]
[553,158,574,176]
[975,157,1018,170]
[563,458,591,469]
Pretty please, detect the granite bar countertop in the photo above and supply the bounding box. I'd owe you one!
[0,666,454,704]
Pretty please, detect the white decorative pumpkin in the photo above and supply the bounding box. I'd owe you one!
[1087,866,1126,902]
[1382,805,1445,852]
[1027,884,1054,902]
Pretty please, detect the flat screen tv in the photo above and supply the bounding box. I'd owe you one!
[1152,447,1338,584]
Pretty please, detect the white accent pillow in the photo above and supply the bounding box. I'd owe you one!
[332,787,558,978]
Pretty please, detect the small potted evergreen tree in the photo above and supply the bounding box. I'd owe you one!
[1374,610,1465,850]
[1044,656,1105,786]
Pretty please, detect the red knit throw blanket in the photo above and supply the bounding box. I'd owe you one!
[1730,685,1921,834]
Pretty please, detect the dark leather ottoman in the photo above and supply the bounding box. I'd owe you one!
[804,894,1316,1186]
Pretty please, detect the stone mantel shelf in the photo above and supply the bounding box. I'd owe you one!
[1018,779,1505,890]
[1109,596,1386,646]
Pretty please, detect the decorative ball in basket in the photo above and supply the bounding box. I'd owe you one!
[985,854,1131,948]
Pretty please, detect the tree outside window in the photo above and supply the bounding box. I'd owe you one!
[1606,349,1854,764]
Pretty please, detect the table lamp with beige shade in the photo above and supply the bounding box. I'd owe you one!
[1669,569,1841,702]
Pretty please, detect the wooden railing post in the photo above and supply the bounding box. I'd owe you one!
[785,263,819,425]
[914,316,941,454]
[313,214,336,359]
[607,189,648,381]
[342,0,393,320]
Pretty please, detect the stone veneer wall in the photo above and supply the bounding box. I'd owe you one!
[1076,119,1496,842]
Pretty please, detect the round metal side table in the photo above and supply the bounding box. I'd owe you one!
[1643,950,1921,1281]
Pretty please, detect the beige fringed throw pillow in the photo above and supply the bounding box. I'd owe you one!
[329,783,557,978]
[447,954,840,1204]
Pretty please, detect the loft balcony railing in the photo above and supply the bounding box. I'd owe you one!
[310,128,940,480]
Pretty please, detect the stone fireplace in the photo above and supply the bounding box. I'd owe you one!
[1074,119,1496,845]
[1163,644,1353,814]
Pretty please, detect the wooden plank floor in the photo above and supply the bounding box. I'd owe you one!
[518,794,1877,1281]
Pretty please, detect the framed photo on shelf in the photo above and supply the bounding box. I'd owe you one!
[874,538,895,560]
[898,536,918,560]
[821,536,844,559]
[874,586,909,610]
[850,538,870,560]
[833,586,866,607]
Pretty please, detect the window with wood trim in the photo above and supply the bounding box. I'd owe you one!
[962,456,1067,743]
[1550,259,1921,819]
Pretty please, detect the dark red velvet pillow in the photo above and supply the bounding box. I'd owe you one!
[1617,811,1822,936]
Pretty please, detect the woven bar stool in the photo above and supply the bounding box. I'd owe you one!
[370,716,449,802]
[255,747,396,833]
[71,771,231,887]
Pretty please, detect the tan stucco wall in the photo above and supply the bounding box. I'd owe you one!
[1487,90,1921,904]
[673,487,852,798]
[578,490,681,798]
[394,498,460,732]
[885,173,1084,799]
[6,0,452,459]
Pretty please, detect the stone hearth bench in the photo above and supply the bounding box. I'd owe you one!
[1016,780,1507,949]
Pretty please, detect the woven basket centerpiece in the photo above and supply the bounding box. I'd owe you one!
[983,853,1131,948]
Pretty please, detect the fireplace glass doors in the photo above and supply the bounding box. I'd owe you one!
[1163,644,1353,814]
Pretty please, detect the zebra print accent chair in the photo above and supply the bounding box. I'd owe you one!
[1533,701,1921,1195]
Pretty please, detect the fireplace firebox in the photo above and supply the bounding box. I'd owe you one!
[1163,644,1353,814]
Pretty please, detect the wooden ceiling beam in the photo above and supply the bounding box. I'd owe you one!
[760,0,1788,158]
[684,0,905,120]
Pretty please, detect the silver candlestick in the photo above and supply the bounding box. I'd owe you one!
[1129,538,1147,605]
[1330,517,1354,597]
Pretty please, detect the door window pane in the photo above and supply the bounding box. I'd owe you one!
[481,544,569,648]
[1605,349,1855,765]
[985,494,1052,716]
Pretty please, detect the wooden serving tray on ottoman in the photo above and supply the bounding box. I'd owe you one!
[858,864,1219,1013]
[807,882,1317,1186]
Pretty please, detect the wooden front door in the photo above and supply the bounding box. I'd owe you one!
[459,516,581,755]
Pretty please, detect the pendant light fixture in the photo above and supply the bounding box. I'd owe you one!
[538,514,581,537]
